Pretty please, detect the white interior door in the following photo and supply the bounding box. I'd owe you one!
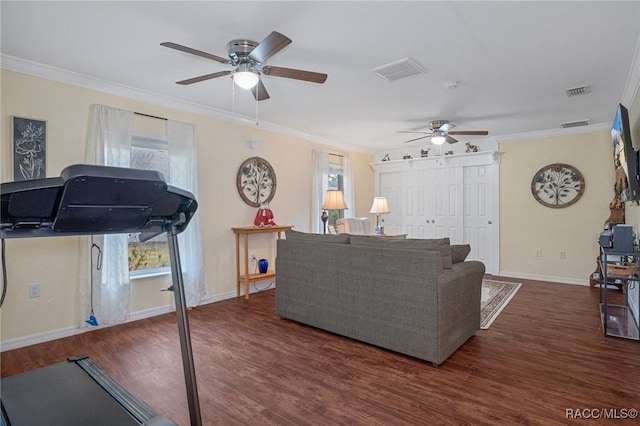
[404,169,433,238]
[463,164,498,273]
[378,171,404,235]
[433,167,463,243]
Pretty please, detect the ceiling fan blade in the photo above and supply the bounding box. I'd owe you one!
[261,66,327,83]
[397,131,431,135]
[251,80,270,101]
[249,31,292,64]
[160,42,231,64]
[438,123,456,133]
[403,135,430,144]
[176,71,231,85]
[448,130,489,136]
[445,135,459,144]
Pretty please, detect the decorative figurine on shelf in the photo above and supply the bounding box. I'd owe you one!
[254,202,277,227]
[381,153,390,162]
[403,154,412,159]
[444,150,454,156]
[465,142,478,153]
[420,148,431,158]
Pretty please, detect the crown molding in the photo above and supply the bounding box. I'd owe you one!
[0,54,372,155]
[494,122,610,144]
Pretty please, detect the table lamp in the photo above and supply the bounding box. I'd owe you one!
[369,197,390,235]
[321,190,348,234]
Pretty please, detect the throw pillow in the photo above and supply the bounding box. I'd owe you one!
[349,235,452,268]
[451,244,471,263]
[285,229,350,244]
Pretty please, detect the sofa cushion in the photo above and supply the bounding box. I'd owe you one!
[451,244,471,263]
[349,235,452,268]
[285,229,350,244]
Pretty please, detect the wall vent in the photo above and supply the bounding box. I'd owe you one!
[371,57,427,82]
[565,85,591,97]
[560,119,591,128]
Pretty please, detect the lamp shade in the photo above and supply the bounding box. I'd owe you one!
[322,190,348,210]
[369,197,390,214]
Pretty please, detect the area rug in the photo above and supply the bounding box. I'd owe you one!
[481,279,522,329]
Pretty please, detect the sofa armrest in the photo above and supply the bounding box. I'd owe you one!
[435,260,485,364]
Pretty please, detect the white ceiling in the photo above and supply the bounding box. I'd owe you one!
[2,1,640,153]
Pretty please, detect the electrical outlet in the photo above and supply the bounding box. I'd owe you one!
[535,249,542,257]
[560,251,567,260]
[29,283,41,298]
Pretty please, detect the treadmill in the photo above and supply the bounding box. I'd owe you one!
[1,164,203,426]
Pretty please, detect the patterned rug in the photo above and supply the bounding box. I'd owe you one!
[481,279,522,329]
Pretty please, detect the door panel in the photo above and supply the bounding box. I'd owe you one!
[463,165,497,272]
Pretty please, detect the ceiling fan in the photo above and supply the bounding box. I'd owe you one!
[400,120,489,145]
[161,31,327,101]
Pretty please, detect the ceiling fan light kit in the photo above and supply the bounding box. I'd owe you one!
[431,134,446,145]
[232,63,260,89]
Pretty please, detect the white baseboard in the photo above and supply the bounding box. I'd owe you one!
[1,281,276,352]
[497,271,589,286]
[0,326,84,353]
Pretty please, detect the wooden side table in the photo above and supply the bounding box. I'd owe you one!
[231,225,293,299]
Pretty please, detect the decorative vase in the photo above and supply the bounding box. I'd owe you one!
[258,258,269,274]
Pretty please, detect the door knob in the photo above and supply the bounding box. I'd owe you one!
[488,220,492,224]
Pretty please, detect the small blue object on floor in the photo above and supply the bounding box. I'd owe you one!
[86,314,98,327]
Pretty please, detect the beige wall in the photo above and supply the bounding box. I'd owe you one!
[0,69,374,344]
[499,130,614,284]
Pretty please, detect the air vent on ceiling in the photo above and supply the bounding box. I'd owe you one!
[561,119,592,128]
[371,57,427,82]
[565,85,591,97]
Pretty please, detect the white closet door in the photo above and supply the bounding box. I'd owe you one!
[379,171,404,235]
[403,169,433,238]
[372,151,500,274]
[463,164,498,273]
[433,167,464,243]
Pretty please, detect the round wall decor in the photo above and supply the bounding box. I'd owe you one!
[531,163,585,208]
[236,157,277,207]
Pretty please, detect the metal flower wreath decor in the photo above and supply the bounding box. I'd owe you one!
[236,156,277,207]
[531,163,585,208]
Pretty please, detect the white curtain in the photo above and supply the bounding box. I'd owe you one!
[312,150,330,233]
[79,104,133,327]
[167,119,207,307]
[341,155,355,219]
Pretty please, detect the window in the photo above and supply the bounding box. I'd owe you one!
[327,159,345,226]
[128,135,171,277]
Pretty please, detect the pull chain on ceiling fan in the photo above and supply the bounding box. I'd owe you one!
[161,31,328,101]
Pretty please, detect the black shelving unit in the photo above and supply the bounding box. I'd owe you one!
[599,248,640,340]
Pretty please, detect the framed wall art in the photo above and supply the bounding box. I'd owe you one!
[236,156,277,207]
[13,116,47,181]
[531,163,585,208]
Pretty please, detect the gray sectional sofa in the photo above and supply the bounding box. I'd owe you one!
[275,230,486,365]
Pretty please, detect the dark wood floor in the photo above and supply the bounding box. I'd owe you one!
[2,276,640,425]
